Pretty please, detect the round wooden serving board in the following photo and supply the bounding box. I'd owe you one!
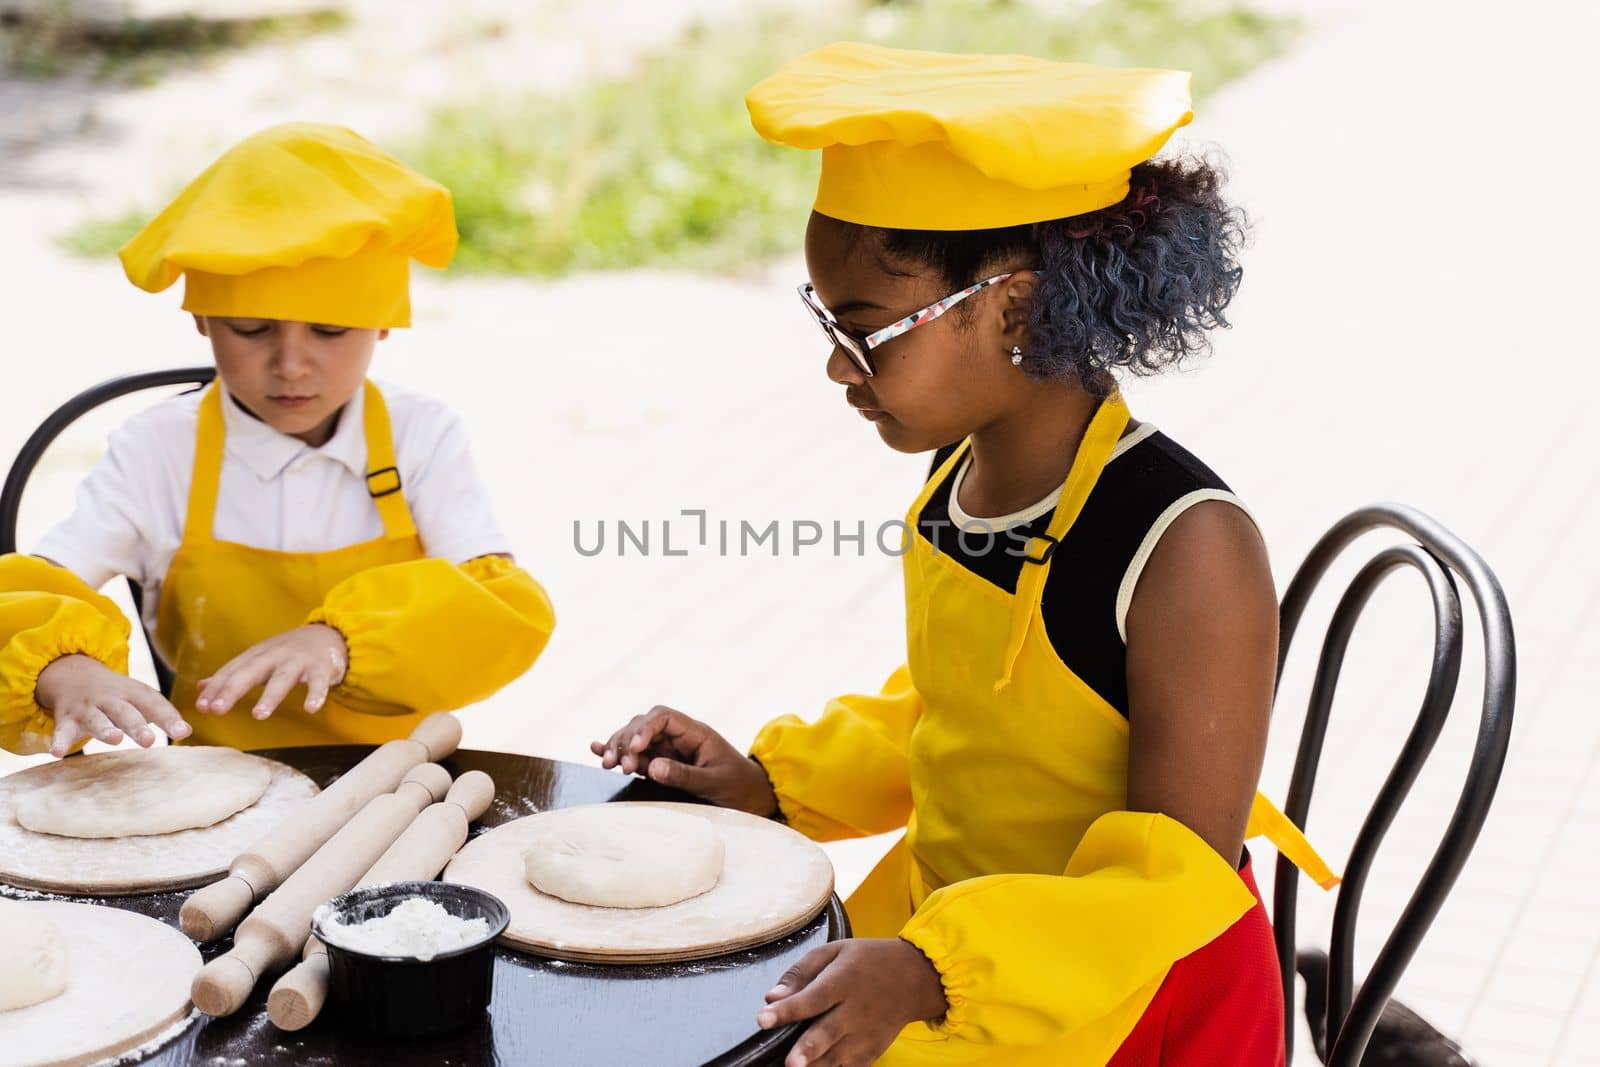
[0,901,201,1067]
[443,802,834,964]
[0,754,317,896]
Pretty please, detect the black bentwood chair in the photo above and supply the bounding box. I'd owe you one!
[1274,505,1514,1065]
[0,367,217,697]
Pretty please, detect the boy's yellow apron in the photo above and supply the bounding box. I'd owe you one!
[154,382,429,749]
[847,394,1334,1065]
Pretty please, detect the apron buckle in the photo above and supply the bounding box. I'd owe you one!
[1021,532,1059,565]
[365,466,403,498]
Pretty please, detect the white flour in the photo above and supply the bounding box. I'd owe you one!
[318,898,488,962]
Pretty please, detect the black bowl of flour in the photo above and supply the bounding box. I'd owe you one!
[313,880,509,1036]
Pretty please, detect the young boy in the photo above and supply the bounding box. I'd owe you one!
[0,123,554,758]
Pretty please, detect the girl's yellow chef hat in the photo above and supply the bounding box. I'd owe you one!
[119,122,456,329]
[746,42,1193,231]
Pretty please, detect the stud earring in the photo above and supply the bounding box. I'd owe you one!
[1010,346,1024,367]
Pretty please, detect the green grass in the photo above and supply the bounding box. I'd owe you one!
[419,0,1296,277]
[56,209,148,259]
[58,0,1295,275]
[1,7,346,84]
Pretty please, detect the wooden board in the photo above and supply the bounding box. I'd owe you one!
[0,901,201,1067]
[0,756,317,896]
[443,802,834,964]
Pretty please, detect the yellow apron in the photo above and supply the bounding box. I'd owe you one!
[851,394,1333,1064]
[154,382,432,749]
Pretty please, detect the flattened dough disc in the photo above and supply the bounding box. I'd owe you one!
[522,804,724,908]
[444,802,834,963]
[17,747,272,839]
[0,754,316,896]
[0,901,200,1067]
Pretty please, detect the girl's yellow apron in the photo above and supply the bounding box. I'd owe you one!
[154,382,431,749]
[849,394,1333,1064]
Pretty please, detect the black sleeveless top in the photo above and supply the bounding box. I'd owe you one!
[918,426,1238,717]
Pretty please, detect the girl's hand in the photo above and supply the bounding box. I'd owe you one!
[195,623,348,720]
[758,938,949,1067]
[35,654,192,757]
[590,705,779,815]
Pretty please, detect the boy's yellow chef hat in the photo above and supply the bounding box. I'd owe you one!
[119,122,456,329]
[746,42,1193,231]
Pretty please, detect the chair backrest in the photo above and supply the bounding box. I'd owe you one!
[0,367,218,696]
[1273,504,1515,1065]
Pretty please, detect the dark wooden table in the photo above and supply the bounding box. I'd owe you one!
[0,747,849,1067]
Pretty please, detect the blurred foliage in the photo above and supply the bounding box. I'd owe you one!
[58,0,1295,275]
[1,3,345,83]
[417,0,1295,276]
[56,209,148,258]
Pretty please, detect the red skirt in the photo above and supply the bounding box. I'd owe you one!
[1107,852,1286,1067]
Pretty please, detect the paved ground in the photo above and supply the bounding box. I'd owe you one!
[2,1,1597,1062]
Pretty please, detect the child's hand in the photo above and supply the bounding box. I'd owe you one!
[35,654,192,757]
[758,938,949,1067]
[196,623,348,720]
[590,705,779,815]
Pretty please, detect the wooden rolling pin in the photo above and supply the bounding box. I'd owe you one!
[266,769,498,1031]
[189,763,453,1017]
[180,711,462,941]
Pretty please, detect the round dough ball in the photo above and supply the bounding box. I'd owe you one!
[0,899,68,1012]
[522,805,724,909]
[16,747,272,840]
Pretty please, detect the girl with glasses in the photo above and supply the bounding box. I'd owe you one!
[596,43,1333,1067]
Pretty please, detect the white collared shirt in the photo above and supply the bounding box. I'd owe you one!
[34,380,511,632]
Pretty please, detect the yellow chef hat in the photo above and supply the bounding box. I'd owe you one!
[746,42,1194,231]
[119,122,456,329]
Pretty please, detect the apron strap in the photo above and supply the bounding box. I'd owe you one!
[359,382,419,543]
[184,381,419,546]
[995,394,1131,694]
[914,438,974,507]
[1248,792,1342,889]
[181,384,226,546]
[903,439,975,551]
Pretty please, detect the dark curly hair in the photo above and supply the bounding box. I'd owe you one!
[861,154,1247,396]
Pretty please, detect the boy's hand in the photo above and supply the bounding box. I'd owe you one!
[590,705,779,815]
[35,654,192,757]
[758,938,950,1067]
[195,623,348,720]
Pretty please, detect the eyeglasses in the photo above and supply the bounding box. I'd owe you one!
[797,272,1015,377]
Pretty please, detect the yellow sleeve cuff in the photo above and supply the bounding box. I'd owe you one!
[0,589,132,755]
[749,663,922,842]
[898,812,1255,1051]
[308,556,555,715]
